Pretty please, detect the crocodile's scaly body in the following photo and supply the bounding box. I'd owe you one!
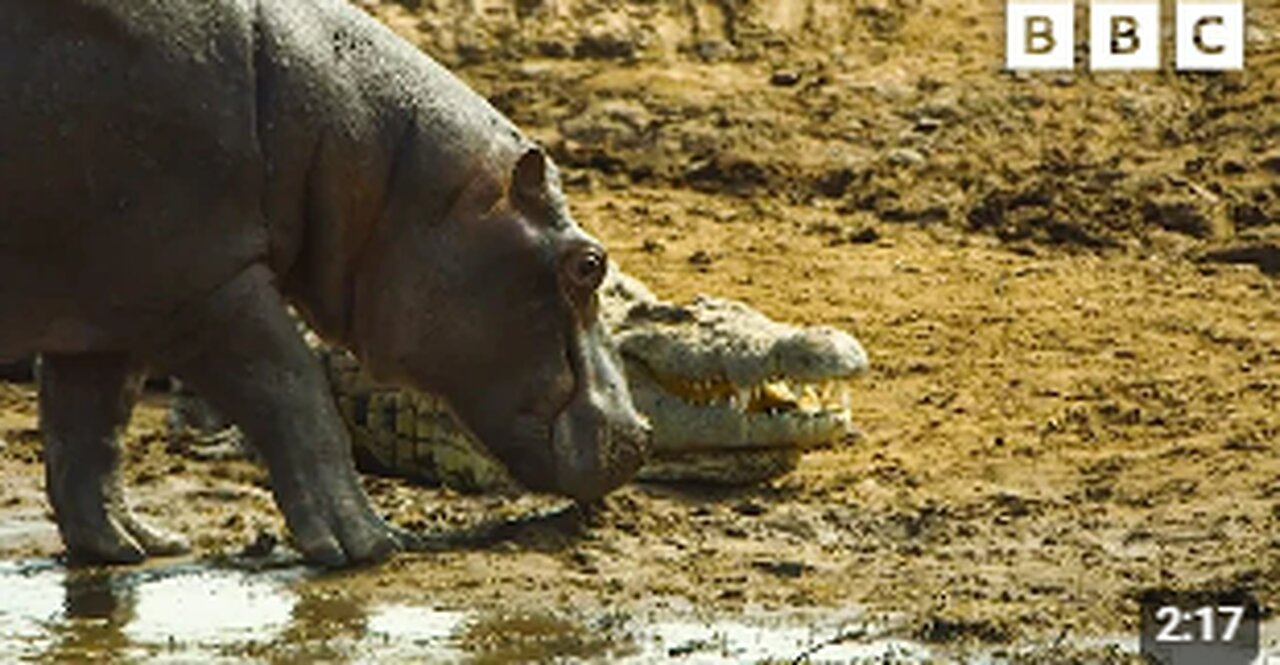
[174,267,867,487]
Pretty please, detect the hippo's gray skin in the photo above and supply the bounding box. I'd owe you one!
[0,0,648,568]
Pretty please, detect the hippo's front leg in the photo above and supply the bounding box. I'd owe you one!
[164,265,399,567]
[39,353,190,564]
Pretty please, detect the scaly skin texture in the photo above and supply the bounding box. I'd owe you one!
[174,266,867,486]
[603,269,867,482]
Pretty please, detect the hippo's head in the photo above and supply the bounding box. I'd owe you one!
[352,147,648,502]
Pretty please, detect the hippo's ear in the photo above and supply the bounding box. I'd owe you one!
[512,147,548,203]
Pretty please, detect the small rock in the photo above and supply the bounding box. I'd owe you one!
[535,40,572,58]
[669,639,716,657]
[914,117,943,133]
[640,238,664,254]
[1141,199,1213,238]
[769,70,801,87]
[574,31,638,60]
[691,40,736,62]
[751,559,812,578]
[885,148,925,168]
[1220,158,1248,175]
[1261,154,1280,175]
[718,588,745,601]
[732,500,767,517]
[846,227,880,244]
[240,529,278,558]
[688,249,714,266]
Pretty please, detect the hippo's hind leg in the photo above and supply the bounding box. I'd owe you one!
[163,265,399,568]
[38,353,190,564]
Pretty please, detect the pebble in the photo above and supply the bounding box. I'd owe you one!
[847,227,880,244]
[688,249,714,266]
[769,70,801,87]
[885,148,925,168]
[239,529,278,558]
[751,559,812,578]
[914,117,943,133]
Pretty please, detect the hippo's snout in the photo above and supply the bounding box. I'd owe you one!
[544,310,650,502]
[549,394,650,502]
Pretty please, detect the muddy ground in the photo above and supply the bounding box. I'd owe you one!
[1,0,1279,662]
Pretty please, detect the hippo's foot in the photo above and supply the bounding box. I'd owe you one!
[38,352,187,566]
[271,467,400,568]
[61,506,190,565]
[114,508,191,556]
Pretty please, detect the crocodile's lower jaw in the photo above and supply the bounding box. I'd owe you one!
[625,368,857,453]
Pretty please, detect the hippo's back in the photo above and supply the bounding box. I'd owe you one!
[0,0,265,354]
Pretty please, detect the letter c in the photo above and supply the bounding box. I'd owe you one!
[1194,16,1225,55]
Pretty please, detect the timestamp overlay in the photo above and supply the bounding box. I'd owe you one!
[1139,590,1261,665]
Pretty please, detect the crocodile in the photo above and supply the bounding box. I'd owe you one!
[174,266,868,487]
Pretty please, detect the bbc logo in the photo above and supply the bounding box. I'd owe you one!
[1007,0,1245,71]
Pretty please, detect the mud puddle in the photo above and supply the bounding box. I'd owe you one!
[0,557,940,663]
[4,555,1280,663]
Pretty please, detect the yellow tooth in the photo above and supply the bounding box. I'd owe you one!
[799,385,822,412]
[759,380,798,408]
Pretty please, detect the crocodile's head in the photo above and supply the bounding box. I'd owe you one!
[600,271,868,458]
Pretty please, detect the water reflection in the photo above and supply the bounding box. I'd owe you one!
[0,561,300,662]
[47,567,138,663]
[0,558,1125,663]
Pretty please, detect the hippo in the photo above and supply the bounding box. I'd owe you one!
[0,0,649,567]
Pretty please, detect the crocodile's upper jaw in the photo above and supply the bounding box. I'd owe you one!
[601,269,868,453]
[624,366,857,451]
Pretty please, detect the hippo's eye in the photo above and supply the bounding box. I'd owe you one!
[567,248,607,293]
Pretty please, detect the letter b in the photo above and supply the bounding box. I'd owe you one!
[1007,0,1074,70]
[1090,1,1160,70]
[1110,16,1140,54]
[1026,15,1057,54]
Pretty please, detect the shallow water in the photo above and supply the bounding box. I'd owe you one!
[0,558,937,664]
[1,557,1274,664]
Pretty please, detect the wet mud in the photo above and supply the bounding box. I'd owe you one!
[0,558,924,663]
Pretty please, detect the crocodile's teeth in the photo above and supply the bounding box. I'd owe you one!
[799,385,822,412]
[760,380,798,405]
